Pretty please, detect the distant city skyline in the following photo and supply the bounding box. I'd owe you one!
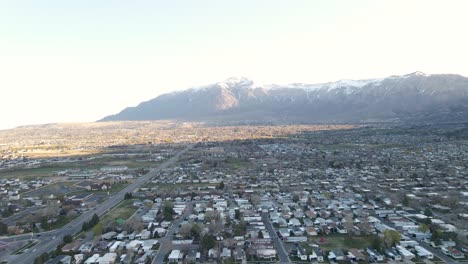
[1,0,468,129]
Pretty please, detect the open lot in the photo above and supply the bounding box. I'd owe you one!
[100,199,139,227]
[309,235,374,251]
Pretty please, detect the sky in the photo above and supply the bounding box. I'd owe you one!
[1,0,467,129]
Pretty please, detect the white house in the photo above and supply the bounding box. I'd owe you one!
[168,250,184,262]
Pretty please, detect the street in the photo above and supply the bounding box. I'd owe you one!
[261,212,291,263]
[152,202,194,264]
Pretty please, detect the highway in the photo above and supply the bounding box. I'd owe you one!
[261,212,291,263]
[5,144,193,264]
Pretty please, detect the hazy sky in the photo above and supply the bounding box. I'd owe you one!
[1,0,467,129]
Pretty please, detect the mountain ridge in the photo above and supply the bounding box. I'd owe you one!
[100,72,468,124]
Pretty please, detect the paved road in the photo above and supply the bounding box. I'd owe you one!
[4,144,194,264]
[261,212,291,263]
[152,202,194,264]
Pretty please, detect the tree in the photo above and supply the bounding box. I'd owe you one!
[124,192,133,200]
[63,234,73,244]
[402,195,410,206]
[179,223,193,239]
[383,229,401,248]
[162,202,175,221]
[191,223,202,240]
[343,213,354,235]
[91,214,100,226]
[0,222,8,235]
[431,229,443,242]
[292,193,300,203]
[201,234,216,250]
[34,252,50,264]
[250,195,260,205]
[258,230,264,239]
[82,214,100,232]
[208,220,224,236]
[424,208,433,217]
[233,221,246,236]
[82,222,90,231]
[218,181,225,190]
[93,223,104,237]
[418,223,430,233]
[234,209,241,220]
[124,218,144,233]
[371,235,383,253]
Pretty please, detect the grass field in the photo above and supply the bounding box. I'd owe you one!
[100,199,139,227]
[310,235,374,251]
[224,157,252,169]
[0,156,163,179]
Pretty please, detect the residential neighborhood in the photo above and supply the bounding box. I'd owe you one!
[0,124,466,263]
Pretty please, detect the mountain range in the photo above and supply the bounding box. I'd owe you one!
[100,72,468,124]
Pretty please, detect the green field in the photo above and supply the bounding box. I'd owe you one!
[310,235,374,251]
[0,156,163,179]
[100,199,139,227]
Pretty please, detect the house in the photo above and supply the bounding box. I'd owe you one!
[348,248,366,261]
[256,249,276,259]
[208,248,218,259]
[303,218,315,227]
[109,241,124,253]
[366,248,384,261]
[269,212,280,222]
[139,229,151,240]
[288,218,301,227]
[328,250,345,261]
[74,254,85,264]
[101,231,117,240]
[284,236,307,243]
[116,231,127,240]
[78,243,94,254]
[396,245,415,259]
[84,254,100,264]
[433,240,456,248]
[292,226,304,236]
[278,228,290,238]
[185,250,198,263]
[100,166,128,173]
[66,193,93,205]
[61,241,81,253]
[45,255,72,264]
[312,247,324,262]
[97,253,117,264]
[306,226,318,236]
[234,247,245,261]
[415,245,433,259]
[220,248,231,259]
[297,246,308,261]
[168,250,184,262]
[385,248,402,261]
[126,240,143,252]
[442,247,464,259]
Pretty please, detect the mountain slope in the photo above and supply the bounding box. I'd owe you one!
[100,73,468,124]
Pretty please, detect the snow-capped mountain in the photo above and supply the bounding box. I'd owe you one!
[100,72,468,124]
